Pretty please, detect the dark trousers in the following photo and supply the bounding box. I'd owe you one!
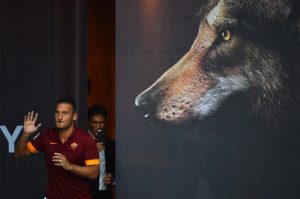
[92,189,113,199]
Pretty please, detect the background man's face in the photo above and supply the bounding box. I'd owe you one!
[54,103,77,130]
[88,115,106,135]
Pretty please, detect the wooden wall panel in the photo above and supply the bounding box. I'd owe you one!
[88,0,115,139]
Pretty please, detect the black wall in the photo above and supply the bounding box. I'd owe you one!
[0,1,87,198]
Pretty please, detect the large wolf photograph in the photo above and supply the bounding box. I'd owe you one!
[118,0,300,198]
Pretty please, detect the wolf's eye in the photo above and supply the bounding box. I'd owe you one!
[221,30,231,41]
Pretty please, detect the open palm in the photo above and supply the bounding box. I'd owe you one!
[23,111,41,134]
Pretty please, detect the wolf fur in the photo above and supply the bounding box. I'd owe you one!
[135,0,300,128]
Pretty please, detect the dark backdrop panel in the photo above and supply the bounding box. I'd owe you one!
[117,0,300,199]
[117,0,205,198]
[0,1,87,198]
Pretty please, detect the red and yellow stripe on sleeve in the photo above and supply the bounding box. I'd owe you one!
[26,142,38,153]
[85,159,100,166]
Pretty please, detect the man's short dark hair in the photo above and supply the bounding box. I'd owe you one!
[56,98,77,112]
[88,105,108,120]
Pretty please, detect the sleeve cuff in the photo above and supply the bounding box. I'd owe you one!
[27,142,38,153]
[85,159,100,166]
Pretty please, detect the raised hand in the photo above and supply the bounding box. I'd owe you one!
[23,111,42,134]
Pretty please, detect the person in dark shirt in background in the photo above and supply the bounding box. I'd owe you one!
[88,105,115,199]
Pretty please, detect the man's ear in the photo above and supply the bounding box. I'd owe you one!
[73,112,78,121]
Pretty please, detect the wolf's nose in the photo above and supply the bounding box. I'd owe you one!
[135,91,156,119]
[135,92,147,107]
[135,92,150,112]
